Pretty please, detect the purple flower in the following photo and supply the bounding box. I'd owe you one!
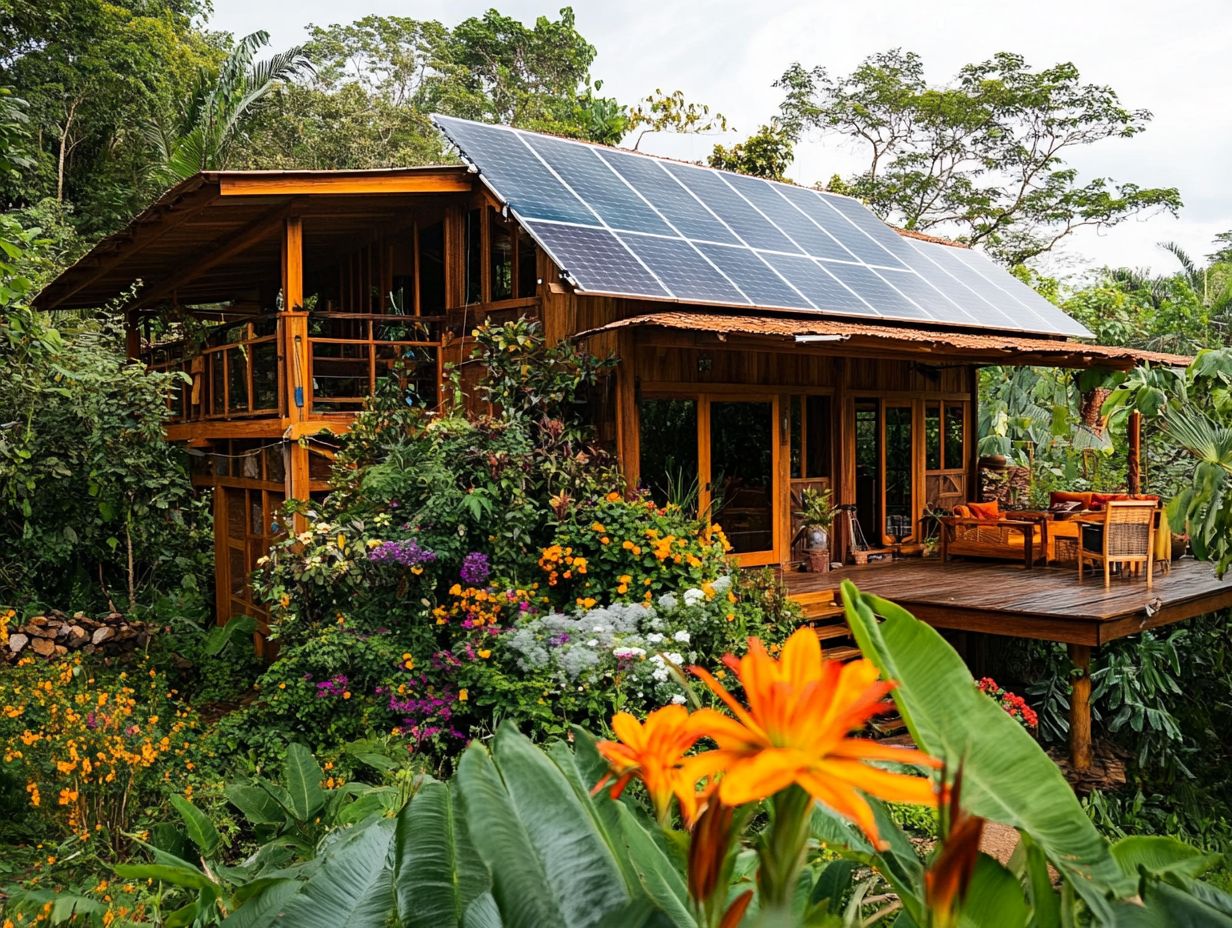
[314,673,350,698]
[368,539,437,568]
[459,551,491,586]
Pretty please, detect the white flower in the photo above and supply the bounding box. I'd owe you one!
[646,632,665,644]
[665,652,685,666]
[587,638,599,647]
[683,588,705,607]
[672,630,691,644]
[613,646,646,659]
[593,625,606,632]
[657,593,679,610]
[670,693,687,705]
[712,574,732,593]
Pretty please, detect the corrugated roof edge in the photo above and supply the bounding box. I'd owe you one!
[575,311,1191,369]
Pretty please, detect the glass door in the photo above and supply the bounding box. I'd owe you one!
[704,398,778,564]
[638,393,781,566]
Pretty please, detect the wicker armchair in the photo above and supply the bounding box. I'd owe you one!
[1076,500,1156,587]
[940,506,1049,567]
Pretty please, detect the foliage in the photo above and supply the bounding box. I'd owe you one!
[707,122,795,180]
[776,49,1181,264]
[0,0,221,230]
[793,486,834,531]
[0,654,199,849]
[145,30,314,183]
[0,309,207,609]
[629,88,728,150]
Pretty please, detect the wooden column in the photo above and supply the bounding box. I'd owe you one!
[1127,410,1142,494]
[124,310,140,361]
[615,330,639,489]
[1068,643,1093,771]
[280,216,312,532]
[213,486,230,626]
[968,364,982,502]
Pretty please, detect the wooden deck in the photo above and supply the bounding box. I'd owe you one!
[784,558,1232,646]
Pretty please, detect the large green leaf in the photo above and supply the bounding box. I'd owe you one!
[394,779,492,928]
[284,743,326,822]
[170,794,221,858]
[456,724,631,928]
[959,856,1028,928]
[228,782,290,826]
[841,581,1136,915]
[261,817,396,927]
[1112,836,1222,883]
[114,862,218,892]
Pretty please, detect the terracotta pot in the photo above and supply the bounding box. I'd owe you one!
[805,548,830,573]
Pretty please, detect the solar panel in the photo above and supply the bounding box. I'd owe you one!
[432,114,1093,338]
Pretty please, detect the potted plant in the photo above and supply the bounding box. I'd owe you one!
[796,487,835,572]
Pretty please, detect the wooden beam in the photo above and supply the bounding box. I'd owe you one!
[132,202,299,309]
[42,186,219,309]
[615,330,639,488]
[219,171,472,197]
[1068,643,1094,772]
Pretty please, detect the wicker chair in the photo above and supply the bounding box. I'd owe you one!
[1076,500,1156,587]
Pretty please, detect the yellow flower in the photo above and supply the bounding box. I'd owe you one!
[478,649,492,659]
[458,688,469,702]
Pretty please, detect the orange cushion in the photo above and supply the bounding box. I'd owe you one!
[1090,492,1131,511]
[968,501,1000,521]
[1050,491,1094,509]
[952,505,971,518]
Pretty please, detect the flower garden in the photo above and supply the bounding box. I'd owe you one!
[2,322,1231,926]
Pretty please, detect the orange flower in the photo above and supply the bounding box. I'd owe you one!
[594,705,717,825]
[690,628,939,847]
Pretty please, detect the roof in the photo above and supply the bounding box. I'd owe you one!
[432,114,1092,341]
[577,311,1191,370]
[34,167,472,311]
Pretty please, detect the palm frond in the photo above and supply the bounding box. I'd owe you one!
[1159,240,1205,294]
[1160,407,1232,472]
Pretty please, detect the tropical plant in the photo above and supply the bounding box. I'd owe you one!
[146,30,314,184]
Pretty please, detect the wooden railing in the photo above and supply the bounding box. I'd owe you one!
[146,312,446,425]
[306,313,444,415]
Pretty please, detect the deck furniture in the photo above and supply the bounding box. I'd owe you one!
[1076,500,1157,587]
[940,504,1049,567]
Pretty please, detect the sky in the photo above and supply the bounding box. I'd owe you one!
[207,0,1232,278]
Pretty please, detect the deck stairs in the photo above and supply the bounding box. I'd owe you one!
[791,584,907,738]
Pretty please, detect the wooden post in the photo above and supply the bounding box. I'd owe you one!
[124,310,140,361]
[1127,410,1142,495]
[615,330,639,489]
[280,216,312,534]
[968,364,981,502]
[1068,643,1093,772]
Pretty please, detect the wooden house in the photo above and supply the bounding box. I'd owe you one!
[35,116,1232,769]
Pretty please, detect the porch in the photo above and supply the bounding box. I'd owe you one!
[783,558,1232,770]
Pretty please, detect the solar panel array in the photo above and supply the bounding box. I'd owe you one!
[432,115,1092,338]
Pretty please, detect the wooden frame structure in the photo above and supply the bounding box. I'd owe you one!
[34,161,1225,768]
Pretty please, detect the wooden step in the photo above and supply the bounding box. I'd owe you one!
[812,623,851,642]
[824,645,862,663]
[870,714,908,736]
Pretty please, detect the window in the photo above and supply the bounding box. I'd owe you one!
[465,208,482,305]
[490,209,514,301]
[789,395,832,479]
[517,227,538,298]
[418,222,445,313]
[925,401,966,471]
[638,398,698,511]
[884,405,913,540]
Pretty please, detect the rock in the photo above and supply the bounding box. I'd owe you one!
[91,627,115,646]
[67,625,89,646]
[8,633,28,653]
[30,637,55,657]
[27,615,48,627]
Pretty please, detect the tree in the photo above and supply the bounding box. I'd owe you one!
[777,50,1181,264]
[0,0,219,230]
[147,30,314,183]
[627,88,727,150]
[707,122,793,180]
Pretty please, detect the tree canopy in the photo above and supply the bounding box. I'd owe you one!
[776,49,1182,264]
